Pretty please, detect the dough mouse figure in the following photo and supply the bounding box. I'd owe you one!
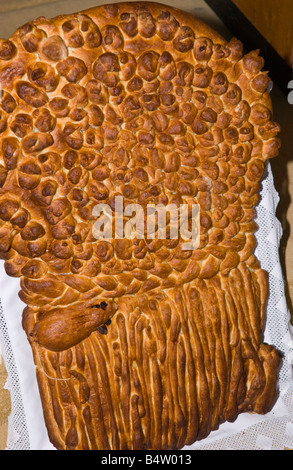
[0,2,281,450]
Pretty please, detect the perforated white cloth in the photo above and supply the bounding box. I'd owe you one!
[0,163,292,450]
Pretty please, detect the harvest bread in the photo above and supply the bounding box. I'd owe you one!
[0,1,281,449]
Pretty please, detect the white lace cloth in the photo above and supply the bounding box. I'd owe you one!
[0,163,292,450]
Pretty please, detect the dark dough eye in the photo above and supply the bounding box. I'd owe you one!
[91,301,108,310]
[97,325,108,335]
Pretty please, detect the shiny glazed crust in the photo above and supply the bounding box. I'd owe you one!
[0,1,281,449]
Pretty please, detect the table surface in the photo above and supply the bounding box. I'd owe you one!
[0,0,292,451]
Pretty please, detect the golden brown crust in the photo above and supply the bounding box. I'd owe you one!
[0,1,281,450]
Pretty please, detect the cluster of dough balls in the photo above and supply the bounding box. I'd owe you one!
[0,5,280,299]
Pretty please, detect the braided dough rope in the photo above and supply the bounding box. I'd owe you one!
[0,1,281,449]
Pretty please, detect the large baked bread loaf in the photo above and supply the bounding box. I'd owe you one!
[0,1,281,450]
